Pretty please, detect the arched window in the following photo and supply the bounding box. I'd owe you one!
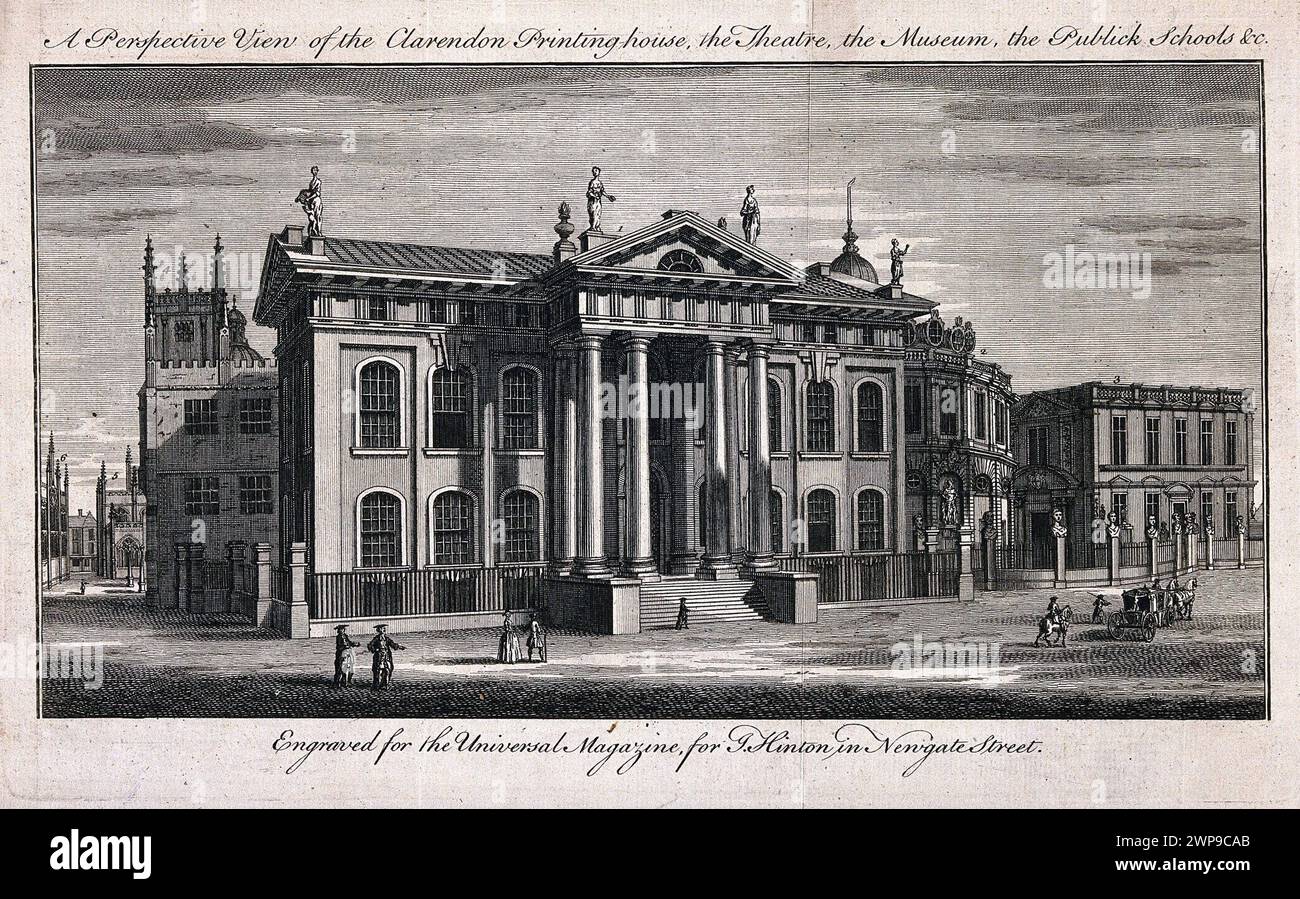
[768,377,783,452]
[501,489,540,563]
[430,490,475,566]
[856,381,884,453]
[429,366,471,449]
[806,488,837,553]
[501,366,539,449]
[358,490,403,568]
[770,490,784,553]
[806,381,836,452]
[658,249,704,273]
[856,490,885,551]
[358,359,401,448]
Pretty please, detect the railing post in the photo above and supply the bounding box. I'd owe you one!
[957,528,975,602]
[1237,529,1246,569]
[981,532,995,592]
[226,540,245,614]
[1204,531,1215,570]
[1108,534,1120,585]
[286,542,309,639]
[1186,529,1197,572]
[253,543,273,627]
[1173,526,1184,574]
[174,542,189,612]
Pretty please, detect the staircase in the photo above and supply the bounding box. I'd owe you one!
[639,577,770,629]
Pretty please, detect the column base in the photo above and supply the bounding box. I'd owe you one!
[621,557,660,579]
[741,554,778,576]
[696,556,739,580]
[572,557,612,578]
[548,558,576,576]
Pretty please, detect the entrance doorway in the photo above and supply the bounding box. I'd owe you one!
[1029,511,1053,567]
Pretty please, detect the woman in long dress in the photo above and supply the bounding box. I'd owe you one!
[498,611,519,664]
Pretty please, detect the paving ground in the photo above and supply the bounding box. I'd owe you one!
[39,568,1266,719]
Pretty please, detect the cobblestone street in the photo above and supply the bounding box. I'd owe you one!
[39,568,1265,719]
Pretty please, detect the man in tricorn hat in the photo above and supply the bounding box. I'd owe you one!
[367,624,406,691]
[333,623,360,689]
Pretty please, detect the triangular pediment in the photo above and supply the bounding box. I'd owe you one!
[1013,394,1073,421]
[567,210,802,284]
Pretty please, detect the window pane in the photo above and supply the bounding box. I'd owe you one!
[856,382,883,453]
[769,491,783,553]
[501,367,538,449]
[429,367,470,448]
[807,382,835,452]
[857,491,884,550]
[501,491,539,562]
[807,489,836,552]
[431,492,474,565]
[359,492,401,568]
[359,362,400,448]
[768,377,783,451]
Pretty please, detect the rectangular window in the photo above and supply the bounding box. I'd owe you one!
[1225,419,1238,466]
[821,323,838,344]
[1112,492,1129,529]
[1226,492,1238,535]
[184,476,220,515]
[938,385,958,437]
[238,398,273,435]
[184,399,218,436]
[238,475,273,515]
[1028,425,1050,466]
[1200,494,1214,532]
[904,383,923,435]
[429,369,470,449]
[460,299,477,325]
[1145,492,1160,528]
[366,297,389,321]
[973,391,987,440]
[994,400,1007,445]
[1199,419,1214,466]
[1174,419,1188,465]
[1110,416,1128,465]
[801,322,816,343]
[514,304,532,329]
[1144,418,1160,465]
[301,360,312,452]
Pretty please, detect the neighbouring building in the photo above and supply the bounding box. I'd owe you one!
[95,452,145,582]
[137,235,279,611]
[901,311,1014,551]
[253,179,995,636]
[40,433,70,587]
[1009,381,1257,558]
[69,510,96,574]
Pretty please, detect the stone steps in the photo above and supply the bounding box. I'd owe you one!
[639,578,769,628]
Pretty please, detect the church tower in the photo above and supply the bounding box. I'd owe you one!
[143,234,229,364]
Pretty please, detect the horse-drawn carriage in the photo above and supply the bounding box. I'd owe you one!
[1102,578,1197,641]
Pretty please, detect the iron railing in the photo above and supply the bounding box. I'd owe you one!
[308,564,548,620]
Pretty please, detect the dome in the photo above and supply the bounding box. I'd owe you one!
[827,226,879,283]
[228,341,264,364]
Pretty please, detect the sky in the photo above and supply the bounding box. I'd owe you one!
[33,64,1264,512]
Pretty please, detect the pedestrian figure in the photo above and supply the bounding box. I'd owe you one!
[79,580,86,595]
[527,610,547,663]
[367,624,405,690]
[497,611,522,664]
[333,624,360,688]
[675,597,689,630]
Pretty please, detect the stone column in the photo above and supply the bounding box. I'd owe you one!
[1173,524,1184,574]
[1237,527,1246,570]
[573,335,609,577]
[958,527,975,601]
[1205,531,1215,570]
[620,335,657,577]
[226,540,246,614]
[1148,532,1158,581]
[1108,533,1120,585]
[550,348,578,574]
[744,342,775,573]
[698,338,736,579]
[724,344,744,564]
[187,542,204,613]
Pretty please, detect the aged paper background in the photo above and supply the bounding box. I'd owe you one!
[0,0,1295,808]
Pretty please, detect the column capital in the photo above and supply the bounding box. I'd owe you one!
[722,342,743,362]
[615,333,653,352]
[575,334,606,352]
[745,340,773,359]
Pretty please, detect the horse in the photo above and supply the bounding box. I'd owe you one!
[1034,604,1072,647]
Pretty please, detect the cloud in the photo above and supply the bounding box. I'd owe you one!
[38,205,178,237]
[1081,214,1251,234]
[38,166,258,196]
[894,153,1208,187]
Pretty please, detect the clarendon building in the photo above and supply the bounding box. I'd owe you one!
[1008,381,1257,558]
[251,198,1015,633]
[138,235,279,611]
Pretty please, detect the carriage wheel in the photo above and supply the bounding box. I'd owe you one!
[1141,623,1155,642]
[1107,614,1119,640]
